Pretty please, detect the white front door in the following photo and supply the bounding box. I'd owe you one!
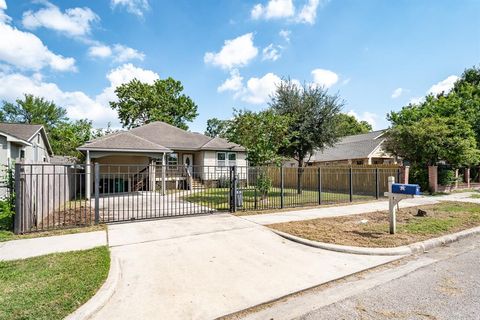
[183,154,193,174]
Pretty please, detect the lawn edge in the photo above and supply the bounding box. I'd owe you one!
[65,255,120,320]
[270,225,480,256]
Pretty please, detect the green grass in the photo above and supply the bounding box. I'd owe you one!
[399,217,461,234]
[184,187,373,210]
[0,246,110,320]
[470,193,480,199]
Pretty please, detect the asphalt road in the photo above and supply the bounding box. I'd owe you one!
[299,234,480,320]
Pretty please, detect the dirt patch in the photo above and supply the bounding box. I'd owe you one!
[268,202,480,248]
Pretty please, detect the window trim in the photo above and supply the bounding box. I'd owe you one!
[217,152,237,167]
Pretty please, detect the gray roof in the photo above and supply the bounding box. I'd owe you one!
[79,121,245,153]
[50,155,78,165]
[0,123,43,141]
[310,130,387,162]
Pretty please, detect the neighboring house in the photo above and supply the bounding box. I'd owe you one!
[305,130,398,166]
[78,121,247,195]
[0,123,52,167]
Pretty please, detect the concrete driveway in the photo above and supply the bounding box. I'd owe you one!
[92,214,400,320]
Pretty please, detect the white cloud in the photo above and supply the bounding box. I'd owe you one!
[427,75,459,95]
[242,72,282,104]
[0,0,10,23]
[251,0,295,20]
[217,69,243,93]
[311,68,339,88]
[22,1,99,37]
[262,44,281,61]
[409,96,424,105]
[296,0,320,24]
[347,110,379,129]
[0,0,6,10]
[88,44,145,62]
[341,78,351,85]
[0,22,76,71]
[279,29,291,42]
[88,45,112,58]
[111,0,149,17]
[204,33,258,70]
[391,87,404,99]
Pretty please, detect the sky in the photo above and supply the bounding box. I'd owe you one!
[0,0,479,133]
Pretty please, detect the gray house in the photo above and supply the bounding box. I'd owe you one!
[306,130,398,166]
[78,121,247,196]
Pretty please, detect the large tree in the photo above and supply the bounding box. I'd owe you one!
[226,109,291,166]
[49,120,97,158]
[1,94,68,131]
[111,78,198,130]
[269,80,343,193]
[335,113,372,137]
[204,117,230,138]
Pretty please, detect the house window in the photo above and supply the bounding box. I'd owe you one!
[167,153,178,169]
[228,153,236,166]
[217,152,226,166]
[20,150,25,160]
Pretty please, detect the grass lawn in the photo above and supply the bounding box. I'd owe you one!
[470,193,480,199]
[0,224,106,243]
[268,201,480,248]
[184,187,373,211]
[0,246,110,320]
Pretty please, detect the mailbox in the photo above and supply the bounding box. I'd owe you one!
[391,183,420,195]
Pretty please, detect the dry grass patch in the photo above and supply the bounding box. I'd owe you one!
[268,201,480,248]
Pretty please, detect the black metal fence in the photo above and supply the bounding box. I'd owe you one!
[13,163,400,234]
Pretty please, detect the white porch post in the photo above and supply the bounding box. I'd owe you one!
[162,153,166,196]
[86,150,91,199]
[149,158,156,191]
[6,141,11,168]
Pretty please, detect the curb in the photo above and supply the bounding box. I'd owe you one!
[272,226,480,256]
[65,255,121,320]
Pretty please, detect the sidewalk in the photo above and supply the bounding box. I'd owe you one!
[0,231,107,261]
[241,193,479,225]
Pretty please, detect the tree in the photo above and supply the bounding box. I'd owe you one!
[1,94,68,131]
[384,116,479,168]
[269,80,343,193]
[49,120,97,158]
[204,118,230,138]
[335,113,372,137]
[110,78,198,130]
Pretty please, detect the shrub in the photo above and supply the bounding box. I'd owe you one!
[438,169,457,186]
[409,165,429,192]
[256,171,272,199]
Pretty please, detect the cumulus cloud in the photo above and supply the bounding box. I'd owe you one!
[427,75,459,95]
[88,44,145,62]
[22,1,99,38]
[296,0,320,24]
[262,44,281,61]
[111,0,149,17]
[204,33,258,70]
[279,29,291,42]
[0,0,10,23]
[347,110,379,129]
[0,22,76,71]
[217,69,243,93]
[311,68,339,88]
[251,0,295,20]
[88,45,112,59]
[242,72,282,104]
[391,87,403,99]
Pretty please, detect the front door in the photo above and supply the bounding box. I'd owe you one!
[183,154,193,175]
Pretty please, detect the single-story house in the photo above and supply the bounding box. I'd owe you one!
[0,123,52,167]
[78,121,247,195]
[304,130,398,166]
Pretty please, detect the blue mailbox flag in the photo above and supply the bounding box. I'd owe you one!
[392,183,421,195]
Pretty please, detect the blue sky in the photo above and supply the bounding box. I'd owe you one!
[0,0,479,133]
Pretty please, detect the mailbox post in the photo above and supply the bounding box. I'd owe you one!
[384,177,421,234]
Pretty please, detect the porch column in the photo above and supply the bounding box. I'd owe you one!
[85,150,91,199]
[149,159,156,191]
[162,153,166,196]
[6,141,11,168]
[465,168,471,188]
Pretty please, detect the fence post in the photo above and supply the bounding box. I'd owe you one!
[375,168,379,200]
[349,167,353,202]
[318,167,322,205]
[229,166,237,213]
[13,163,22,234]
[94,163,100,224]
[280,167,284,209]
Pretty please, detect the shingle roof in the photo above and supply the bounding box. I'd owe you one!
[310,130,387,162]
[0,123,43,141]
[79,121,245,153]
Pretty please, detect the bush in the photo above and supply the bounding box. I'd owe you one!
[256,171,272,199]
[438,169,457,186]
[0,200,14,232]
[217,176,230,188]
[409,165,429,192]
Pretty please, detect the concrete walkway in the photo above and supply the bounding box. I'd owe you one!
[241,193,479,225]
[91,214,400,320]
[0,231,107,261]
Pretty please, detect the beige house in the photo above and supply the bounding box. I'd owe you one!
[78,121,247,196]
[305,130,398,166]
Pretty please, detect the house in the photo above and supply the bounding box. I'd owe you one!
[78,121,247,195]
[306,130,398,166]
[0,123,52,167]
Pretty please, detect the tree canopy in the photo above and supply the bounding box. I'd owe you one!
[110,78,198,130]
[269,80,343,167]
[204,117,230,138]
[335,113,372,137]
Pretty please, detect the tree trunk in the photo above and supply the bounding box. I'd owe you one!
[297,159,304,195]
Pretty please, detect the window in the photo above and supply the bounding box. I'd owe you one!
[20,150,25,160]
[217,152,226,166]
[228,153,236,166]
[167,153,178,169]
